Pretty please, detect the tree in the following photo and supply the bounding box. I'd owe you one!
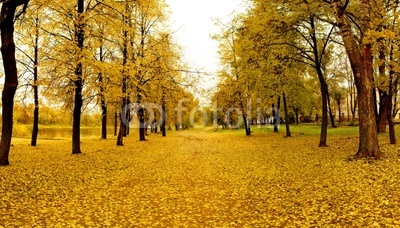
[43,0,105,153]
[97,42,108,139]
[15,0,47,146]
[330,0,381,158]
[325,58,347,126]
[370,0,400,145]
[241,0,336,146]
[30,9,39,146]
[0,0,30,166]
[283,92,291,137]
[332,87,345,124]
[287,76,317,124]
[214,18,255,135]
[342,55,358,122]
[113,0,171,144]
[87,1,128,140]
[71,0,85,154]
[132,0,168,141]
[145,33,184,137]
[116,0,131,146]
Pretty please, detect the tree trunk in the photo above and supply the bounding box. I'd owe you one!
[310,17,328,147]
[319,81,329,147]
[72,0,84,155]
[99,72,107,139]
[351,92,358,121]
[126,109,130,135]
[283,93,291,137]
[116,98,127,146]
[376,47,388,132]
[125,98,130,136]
[377,92,389,133]
[337,98,341,124]
[0,1,27,165]
[98,46,107,139]
[114,111,117,136]
[347,56,357,122]
[138,105,146,141]
[393,91,398,119]
[388,46,397,144]
[273,96,281,132]
[101,97,107,139]
[387,96,396,144]
[116,67,127,145]
[242,113,249,135]
[161,109,166,136]
[348,71,358,121]
[373,86,379,124]
[117,9,129,146]
[246,98,252,136]
[388,118,396,144]
[72,67,83,154]
[137,91,146,141]
[31,16,39,146]
[271,103,275,126]
[332,0,380,158]
[246,98,251,135]
[241,103,250,136]
[294,108,299,124]
[154,122,158,133]
[327,93,336,128]
[238,95,251,135]
[161,91,166,137]
[117,72,127,145]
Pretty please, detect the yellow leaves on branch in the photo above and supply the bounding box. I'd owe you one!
[0,128,400,226]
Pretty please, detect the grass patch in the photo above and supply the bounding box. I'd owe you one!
[0,128,400,226]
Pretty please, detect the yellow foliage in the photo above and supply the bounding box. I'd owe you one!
[0,128,399,226]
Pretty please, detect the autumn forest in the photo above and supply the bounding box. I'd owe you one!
[1,0,400,226]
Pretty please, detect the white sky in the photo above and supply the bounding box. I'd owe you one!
[165,0,247,92]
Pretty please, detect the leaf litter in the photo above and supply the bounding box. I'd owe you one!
[0,129,399,227]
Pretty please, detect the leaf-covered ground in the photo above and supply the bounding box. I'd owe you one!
[1,126,400,227]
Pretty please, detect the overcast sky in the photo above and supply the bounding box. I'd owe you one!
[165,0,246,75]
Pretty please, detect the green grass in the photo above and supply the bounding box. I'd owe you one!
[1,126,400,226]
[244,123,400,137]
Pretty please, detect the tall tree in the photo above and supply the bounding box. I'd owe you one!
[116,0,131,146]
[241,0,336,146]
[90,3,122,140]
[133,0,168,141]
[40,0,104,149]
[371,0,400,145]
[0,0,30,166]
[330,0,381,157]
[97,44,107,139]
[15,1,46,146]
[146,33,183,137]
[214,18,254,136]
[71,0,85,154]
[30,12,39,146]
[283,92,291,137]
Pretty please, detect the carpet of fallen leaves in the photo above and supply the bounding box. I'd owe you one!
[1,127,400,227]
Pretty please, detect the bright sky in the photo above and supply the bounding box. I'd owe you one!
[165,0,247,92]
